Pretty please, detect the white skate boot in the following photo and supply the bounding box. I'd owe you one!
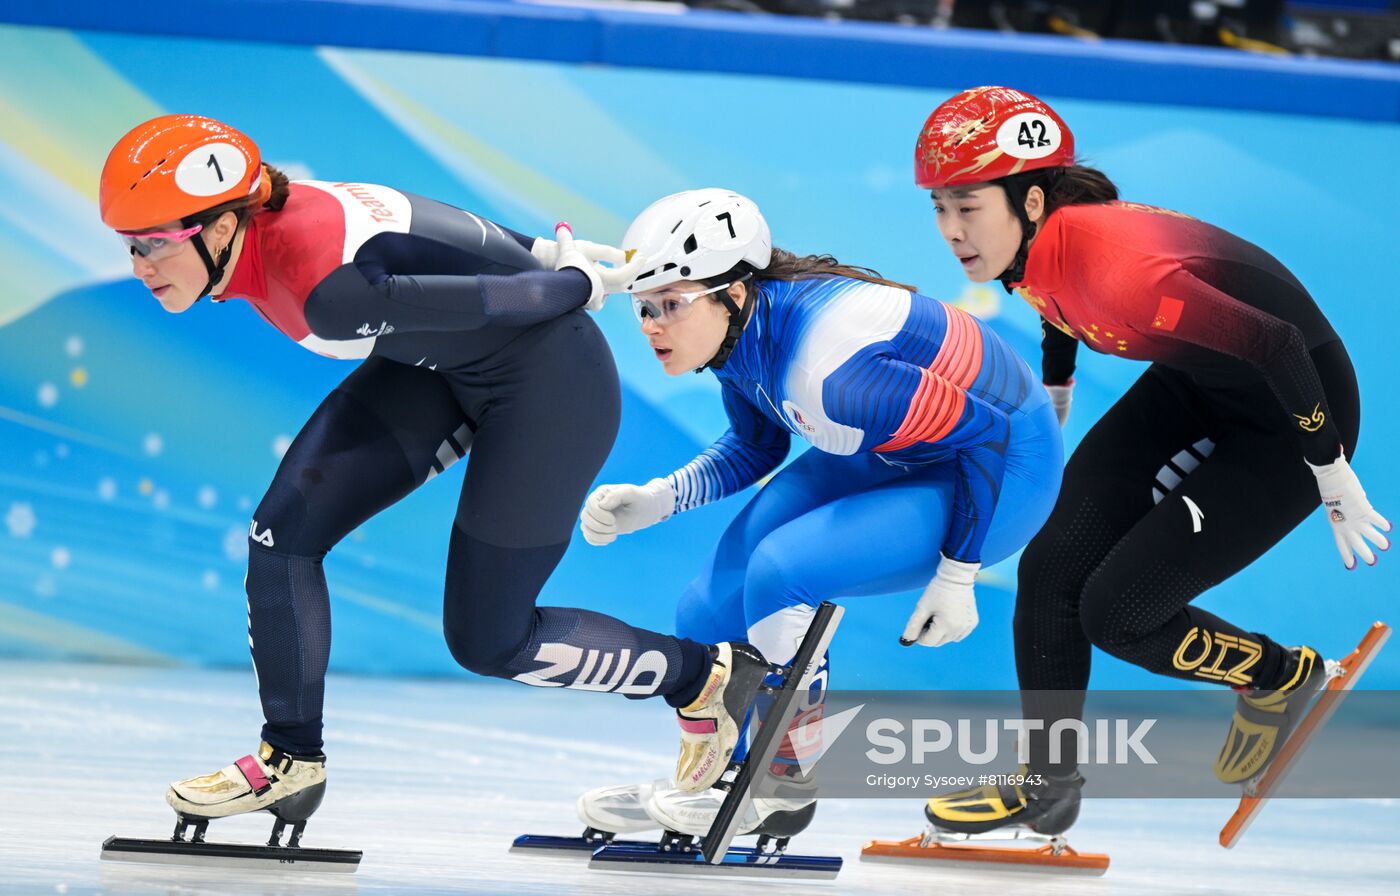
[674,642,770,793]
[103,741,360,870]
[166,741,327,824]
[576,780,670,834]
[644,783,815,838]
[510,780,672,855]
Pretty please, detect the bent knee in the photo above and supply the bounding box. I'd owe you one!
[250,479,340,559]
[444,625,523,678]
[1078,565,1153,650]
[741,542,814,615]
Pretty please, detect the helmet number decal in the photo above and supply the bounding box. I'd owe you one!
[1018,120,1049,150]
[716,211,737,239]
[175,142,248,197]
[996,113,1063,161]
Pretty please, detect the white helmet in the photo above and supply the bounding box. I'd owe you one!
[622,188,772,293]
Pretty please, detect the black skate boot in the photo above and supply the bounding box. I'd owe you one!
[1216,645,1326,784]
[924,767,1084,836]
[862,767,1107,874]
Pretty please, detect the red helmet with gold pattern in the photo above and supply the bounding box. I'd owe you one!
[915,86,1075,190]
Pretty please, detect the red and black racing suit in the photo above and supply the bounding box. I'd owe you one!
[1008,201,1360,775]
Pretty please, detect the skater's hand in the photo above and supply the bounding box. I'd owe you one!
[1046,380,1073,428]
[580,478,675,546]
[531,228,627,270]
[549,223,648,312]
[587,248,650,313]
[1308,449,1391,569]
[901,555,980,647]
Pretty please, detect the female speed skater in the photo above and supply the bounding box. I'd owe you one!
[914,86,1390,841]
[97,115,774,839]
[568,188,1065,839]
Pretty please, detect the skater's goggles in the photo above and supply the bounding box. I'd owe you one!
[631,281,734,326]
[116,223,203,261]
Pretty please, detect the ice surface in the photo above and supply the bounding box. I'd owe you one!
[1,661,1395,895]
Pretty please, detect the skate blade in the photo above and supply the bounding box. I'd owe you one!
[861,836,1109,876]
[698,602,844,865]
[101,835,362,872]
[590,843,841,880]
[510,833,658,856]
[1219,621,1392,849]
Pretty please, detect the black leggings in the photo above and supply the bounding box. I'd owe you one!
[245,313,709,754]
[1015,341,1360,774]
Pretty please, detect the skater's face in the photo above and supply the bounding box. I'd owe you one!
[636,279,746,375]
[931,183,1043,283]
[122,211,239,313]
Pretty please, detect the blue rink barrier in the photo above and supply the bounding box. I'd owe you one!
[3,0,1398,121]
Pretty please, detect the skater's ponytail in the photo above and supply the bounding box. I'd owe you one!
[186,163,292,230]
[698,247,918,306]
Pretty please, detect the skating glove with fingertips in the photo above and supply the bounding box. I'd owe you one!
[901,555,980,647]
[1308,449,1391,569]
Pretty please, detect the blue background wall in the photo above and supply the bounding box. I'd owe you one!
[0,3,1395,689]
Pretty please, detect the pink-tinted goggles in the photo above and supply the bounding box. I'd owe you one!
[117,223,203,260]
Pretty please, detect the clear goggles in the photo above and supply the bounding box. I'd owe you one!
[117,223,203,261]
[631,280,737,325]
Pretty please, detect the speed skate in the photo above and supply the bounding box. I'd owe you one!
[1220,621,1391,848]
[101,747,362,872]
[514,601,844,879]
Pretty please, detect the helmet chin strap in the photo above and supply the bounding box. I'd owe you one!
[698,274,756,372]
[186,216,235,301]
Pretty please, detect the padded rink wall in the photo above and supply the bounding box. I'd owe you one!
[0,1,1396,688]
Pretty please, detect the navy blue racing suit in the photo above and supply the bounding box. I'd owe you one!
[218,180,710,754]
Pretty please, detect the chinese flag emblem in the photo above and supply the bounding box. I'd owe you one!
[1152,296,1184,331]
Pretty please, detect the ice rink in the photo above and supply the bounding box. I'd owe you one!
[2,660,1395,896]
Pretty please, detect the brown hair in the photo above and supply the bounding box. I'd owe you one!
[703,246,917,299]
[185,162,291,228]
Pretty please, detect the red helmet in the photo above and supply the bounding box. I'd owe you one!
[100,114,269,231]
[915,86,1075,190]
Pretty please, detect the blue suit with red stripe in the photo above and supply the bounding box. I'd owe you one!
[664,276,1062,687]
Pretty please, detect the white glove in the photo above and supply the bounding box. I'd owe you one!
[901,555,980,647]
[1046,380,1073,428]
[580,478,676,546]
[530,231,627,269]
[1308,450,1391,570]
[548,223,648,313]
[592,250,650,308]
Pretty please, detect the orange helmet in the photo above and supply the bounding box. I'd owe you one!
[100,114,270,231]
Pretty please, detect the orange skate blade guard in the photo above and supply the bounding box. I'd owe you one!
[861,836,1109,875]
